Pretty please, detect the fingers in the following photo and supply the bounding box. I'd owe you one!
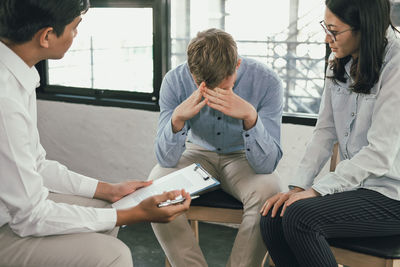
[195,98,207,110]
[134,180,153,189]
[280,202,288,217]
[156,190,182,203]
[260,194,280,216]
[260,200,270,216]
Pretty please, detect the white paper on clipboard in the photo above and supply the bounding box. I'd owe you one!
[112,163,219,210]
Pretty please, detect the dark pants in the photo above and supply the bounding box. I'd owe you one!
[260,189,400,267]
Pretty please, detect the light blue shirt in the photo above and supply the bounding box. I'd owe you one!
[290,29,400,201]
[155,57,283,174]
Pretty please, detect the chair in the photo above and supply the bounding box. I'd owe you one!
[327,143,400,267]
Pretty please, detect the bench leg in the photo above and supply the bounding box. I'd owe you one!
[190,220,199,242]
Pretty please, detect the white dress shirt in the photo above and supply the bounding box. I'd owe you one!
[290,29,400,201]
[0,42,117,237]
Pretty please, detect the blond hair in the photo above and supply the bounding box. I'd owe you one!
[187,28,238,89]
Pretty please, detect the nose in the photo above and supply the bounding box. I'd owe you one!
[324,33,334,44]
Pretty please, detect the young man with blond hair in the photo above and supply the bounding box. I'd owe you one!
[150,28,283,267]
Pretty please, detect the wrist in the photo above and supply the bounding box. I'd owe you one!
[116,206,144,226]
[243,106,258,130]
[94,182,114,202]
[292,186,305,193]
[171,110,185,133]
[311,188,322,196]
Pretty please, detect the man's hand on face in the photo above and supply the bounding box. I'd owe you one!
[201,85,258,130]
[171,82,207,133]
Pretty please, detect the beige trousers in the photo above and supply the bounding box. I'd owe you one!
[150,143,281,267]
[0,193,133,267]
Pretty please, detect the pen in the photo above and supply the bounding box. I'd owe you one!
[157,195,199,208]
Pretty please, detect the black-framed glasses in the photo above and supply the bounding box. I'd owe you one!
[320,20,352,42]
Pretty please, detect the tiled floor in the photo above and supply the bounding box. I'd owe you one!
[117,222,244,267]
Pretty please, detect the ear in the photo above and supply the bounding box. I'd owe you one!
[236,58,242,70]
[38,27,54,48]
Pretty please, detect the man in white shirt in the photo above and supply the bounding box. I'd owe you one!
[0,1,191,266]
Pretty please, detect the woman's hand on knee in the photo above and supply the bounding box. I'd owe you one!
[284,188,321,209]
[260,187,304,217]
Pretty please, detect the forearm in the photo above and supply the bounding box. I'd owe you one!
[171,109,186,133]
[155,116,187,167]
[244,116,282,173]
[38,158,98,198]
[242,105,258,130]
[116,206,144,226]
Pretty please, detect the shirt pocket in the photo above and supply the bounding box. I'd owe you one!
[331,84,352,111]
[357,93,377,129]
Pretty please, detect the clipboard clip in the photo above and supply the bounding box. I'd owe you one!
[194,164,210,180]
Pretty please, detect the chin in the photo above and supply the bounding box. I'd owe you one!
[332,52,345,59]
[50,54,66,60]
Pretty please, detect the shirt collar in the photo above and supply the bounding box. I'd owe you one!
[0,41,40,94]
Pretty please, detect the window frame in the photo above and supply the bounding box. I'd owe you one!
[36,0,170,111]
[36,0,324,126]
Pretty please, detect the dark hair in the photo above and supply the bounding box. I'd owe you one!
[326,0,399,94]
[187,28,238,89]
[0,0,89,44]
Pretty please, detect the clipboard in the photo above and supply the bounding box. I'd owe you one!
[112,163,220,210]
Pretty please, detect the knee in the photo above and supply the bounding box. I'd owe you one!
[245,176,281,207]
[102,237,133,267]
[148,164,174,181]
[259,212,281,243]
[281,201,315,240]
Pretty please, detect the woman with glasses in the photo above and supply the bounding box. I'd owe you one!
[259,0,400,266]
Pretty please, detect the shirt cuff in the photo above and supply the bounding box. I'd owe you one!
[242,115,267,149]
[79,177,99,198]
[312,172,344,196]
[288,168,315,190]
[164,118,188,144]
[94,208,118,231]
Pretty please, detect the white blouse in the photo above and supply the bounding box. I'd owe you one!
[290,29,400,201]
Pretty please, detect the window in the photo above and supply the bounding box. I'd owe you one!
[36,0,400,125]
[48,8,153,93]
[36,0,169,111]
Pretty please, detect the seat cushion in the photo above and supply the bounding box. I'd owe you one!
[328,235,400,259]
[191,189,243,209]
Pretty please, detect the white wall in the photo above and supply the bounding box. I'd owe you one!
[37,100,326,188]
[37,100,159,183]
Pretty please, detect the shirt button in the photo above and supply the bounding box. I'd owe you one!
[217,117,221,120]
[245,134,249,137]
[217,132,221,135]
[247,148,250,151]
[344,132,349,137]
[351,112,355,117]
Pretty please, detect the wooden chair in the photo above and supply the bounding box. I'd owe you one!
[327,143,400,267]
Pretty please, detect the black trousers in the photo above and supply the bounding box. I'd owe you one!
[260,189,400,267]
